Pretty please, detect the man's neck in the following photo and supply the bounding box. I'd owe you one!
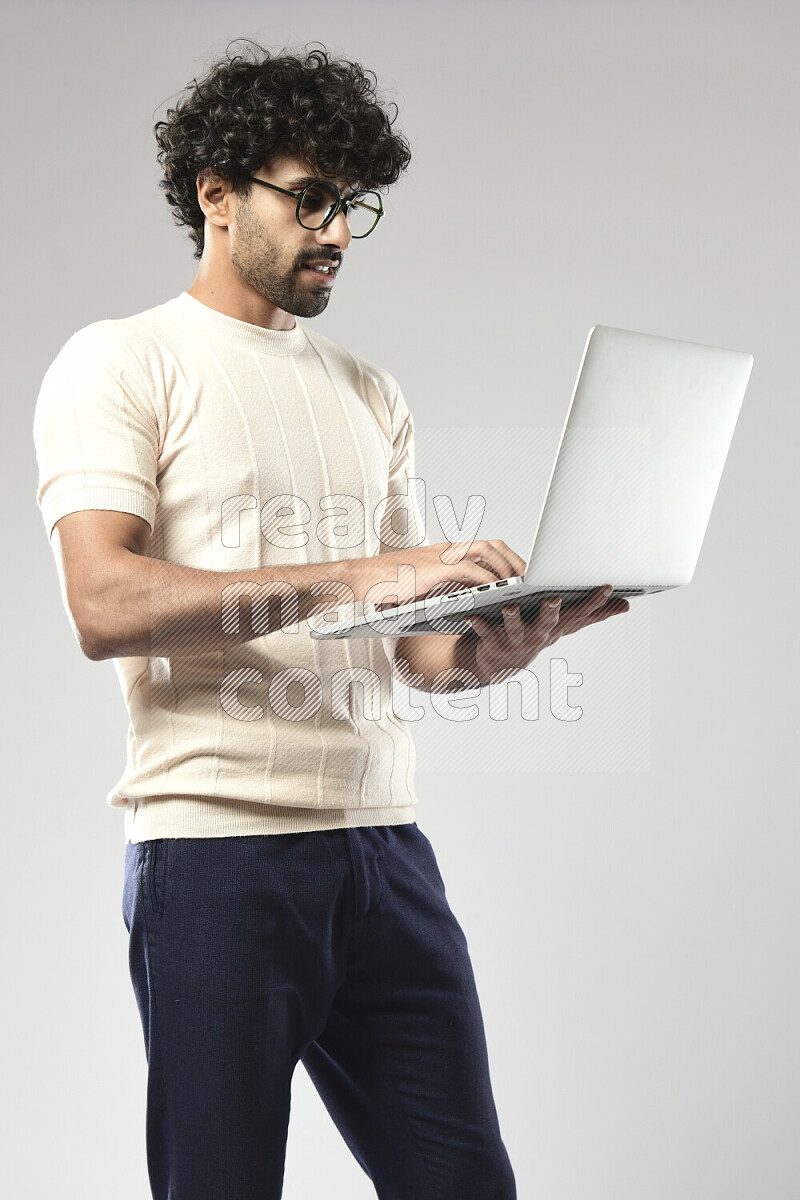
[187,271,296,332]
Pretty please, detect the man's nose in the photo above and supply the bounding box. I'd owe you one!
[316,208,353,251]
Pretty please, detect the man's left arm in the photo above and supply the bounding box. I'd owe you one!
[382,627,483,694]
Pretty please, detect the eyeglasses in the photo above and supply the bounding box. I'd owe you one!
[244,175,384,238]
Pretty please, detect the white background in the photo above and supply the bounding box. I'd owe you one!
[2,1,798,1197]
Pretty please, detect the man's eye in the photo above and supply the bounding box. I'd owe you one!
[302,187,325,203]
[300,185,336,213]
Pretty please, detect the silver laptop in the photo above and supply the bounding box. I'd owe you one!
[309,325,753,640]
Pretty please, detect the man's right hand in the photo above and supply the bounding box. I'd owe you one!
[350,540,529,611]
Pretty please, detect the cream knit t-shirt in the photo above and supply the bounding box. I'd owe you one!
[34,292,430,842]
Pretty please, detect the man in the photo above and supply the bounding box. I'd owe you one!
[33,41,628,1200]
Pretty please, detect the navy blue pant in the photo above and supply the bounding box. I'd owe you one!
[123,822,517,1199]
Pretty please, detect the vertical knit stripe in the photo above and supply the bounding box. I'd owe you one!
[305,347,391,807]
[259,362,328,806]
[318,344,401,806]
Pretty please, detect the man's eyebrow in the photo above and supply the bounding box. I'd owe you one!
[284,174,362,199]
[283,175,317,189]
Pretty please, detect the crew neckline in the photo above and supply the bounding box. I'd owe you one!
[168,291,308,357]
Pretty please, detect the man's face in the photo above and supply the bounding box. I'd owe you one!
[228,153,354,319]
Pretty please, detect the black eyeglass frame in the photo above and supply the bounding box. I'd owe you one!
[243,174,384,238]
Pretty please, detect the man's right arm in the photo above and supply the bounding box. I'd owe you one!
[51,510,514,661]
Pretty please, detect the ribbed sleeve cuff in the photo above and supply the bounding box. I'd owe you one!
[41,486,156,539]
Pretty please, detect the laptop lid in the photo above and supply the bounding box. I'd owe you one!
[522,325,753,589]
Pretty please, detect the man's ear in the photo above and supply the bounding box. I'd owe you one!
[196,169,235,226]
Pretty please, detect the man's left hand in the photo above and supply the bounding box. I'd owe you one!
[465,585,630,682]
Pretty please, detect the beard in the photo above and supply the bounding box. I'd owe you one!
[229,196,332,319]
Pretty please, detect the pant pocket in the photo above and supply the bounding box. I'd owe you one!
[143,839,169,919]
[122,842,141,932]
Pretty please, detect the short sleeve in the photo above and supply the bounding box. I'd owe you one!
[378,375,430,552]
[33,323,161,541]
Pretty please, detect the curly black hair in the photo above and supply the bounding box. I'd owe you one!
[153,39,412,258]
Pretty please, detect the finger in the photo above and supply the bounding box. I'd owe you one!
[488,540,527,579]
[449,539,522,582]
[582,584,614,610]
[466,612,494,638]
[581,597,630,624]
[556,585,614,630]
[533,596,562,631]
[500,603,526,645]
[557,597,630,637]
[520,599,565,656]
[429,562,502,592]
